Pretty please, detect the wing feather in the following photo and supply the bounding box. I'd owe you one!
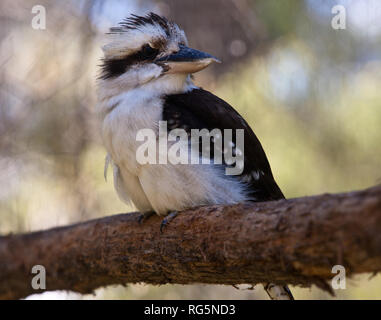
[162,88,284,201]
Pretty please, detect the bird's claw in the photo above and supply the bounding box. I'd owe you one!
[138,211,155,224]
[160,211,179,233]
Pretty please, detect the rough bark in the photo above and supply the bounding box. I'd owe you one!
[1,185,381,300]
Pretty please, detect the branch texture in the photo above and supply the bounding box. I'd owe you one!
[1,186,381,299]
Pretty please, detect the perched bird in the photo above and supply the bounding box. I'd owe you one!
[97,13,293,300]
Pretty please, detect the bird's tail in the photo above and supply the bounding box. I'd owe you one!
[264,283,294,300]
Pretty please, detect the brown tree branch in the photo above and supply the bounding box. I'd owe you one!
[1,185,381,299]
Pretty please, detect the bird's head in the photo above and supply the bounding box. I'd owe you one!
[98,13,220,96]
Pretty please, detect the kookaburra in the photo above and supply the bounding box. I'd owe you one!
[97,13,293,300]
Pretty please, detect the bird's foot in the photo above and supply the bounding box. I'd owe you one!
[138,211,155,224]
[160,211,179,233]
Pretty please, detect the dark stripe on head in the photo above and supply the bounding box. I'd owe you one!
[99,44,160,80]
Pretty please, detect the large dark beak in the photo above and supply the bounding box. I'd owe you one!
[156,45,221,74]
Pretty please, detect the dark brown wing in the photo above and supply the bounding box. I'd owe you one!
[162,88,284,201]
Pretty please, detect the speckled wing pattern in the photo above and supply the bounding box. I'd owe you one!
[162,88,285,202]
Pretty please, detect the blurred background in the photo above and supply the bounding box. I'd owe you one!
[1,0,381,299]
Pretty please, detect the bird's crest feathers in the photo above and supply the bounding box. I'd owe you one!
[102,13,187,60]
[110,13,171,36]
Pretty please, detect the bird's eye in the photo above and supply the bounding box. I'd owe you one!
[141,44,159,59]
